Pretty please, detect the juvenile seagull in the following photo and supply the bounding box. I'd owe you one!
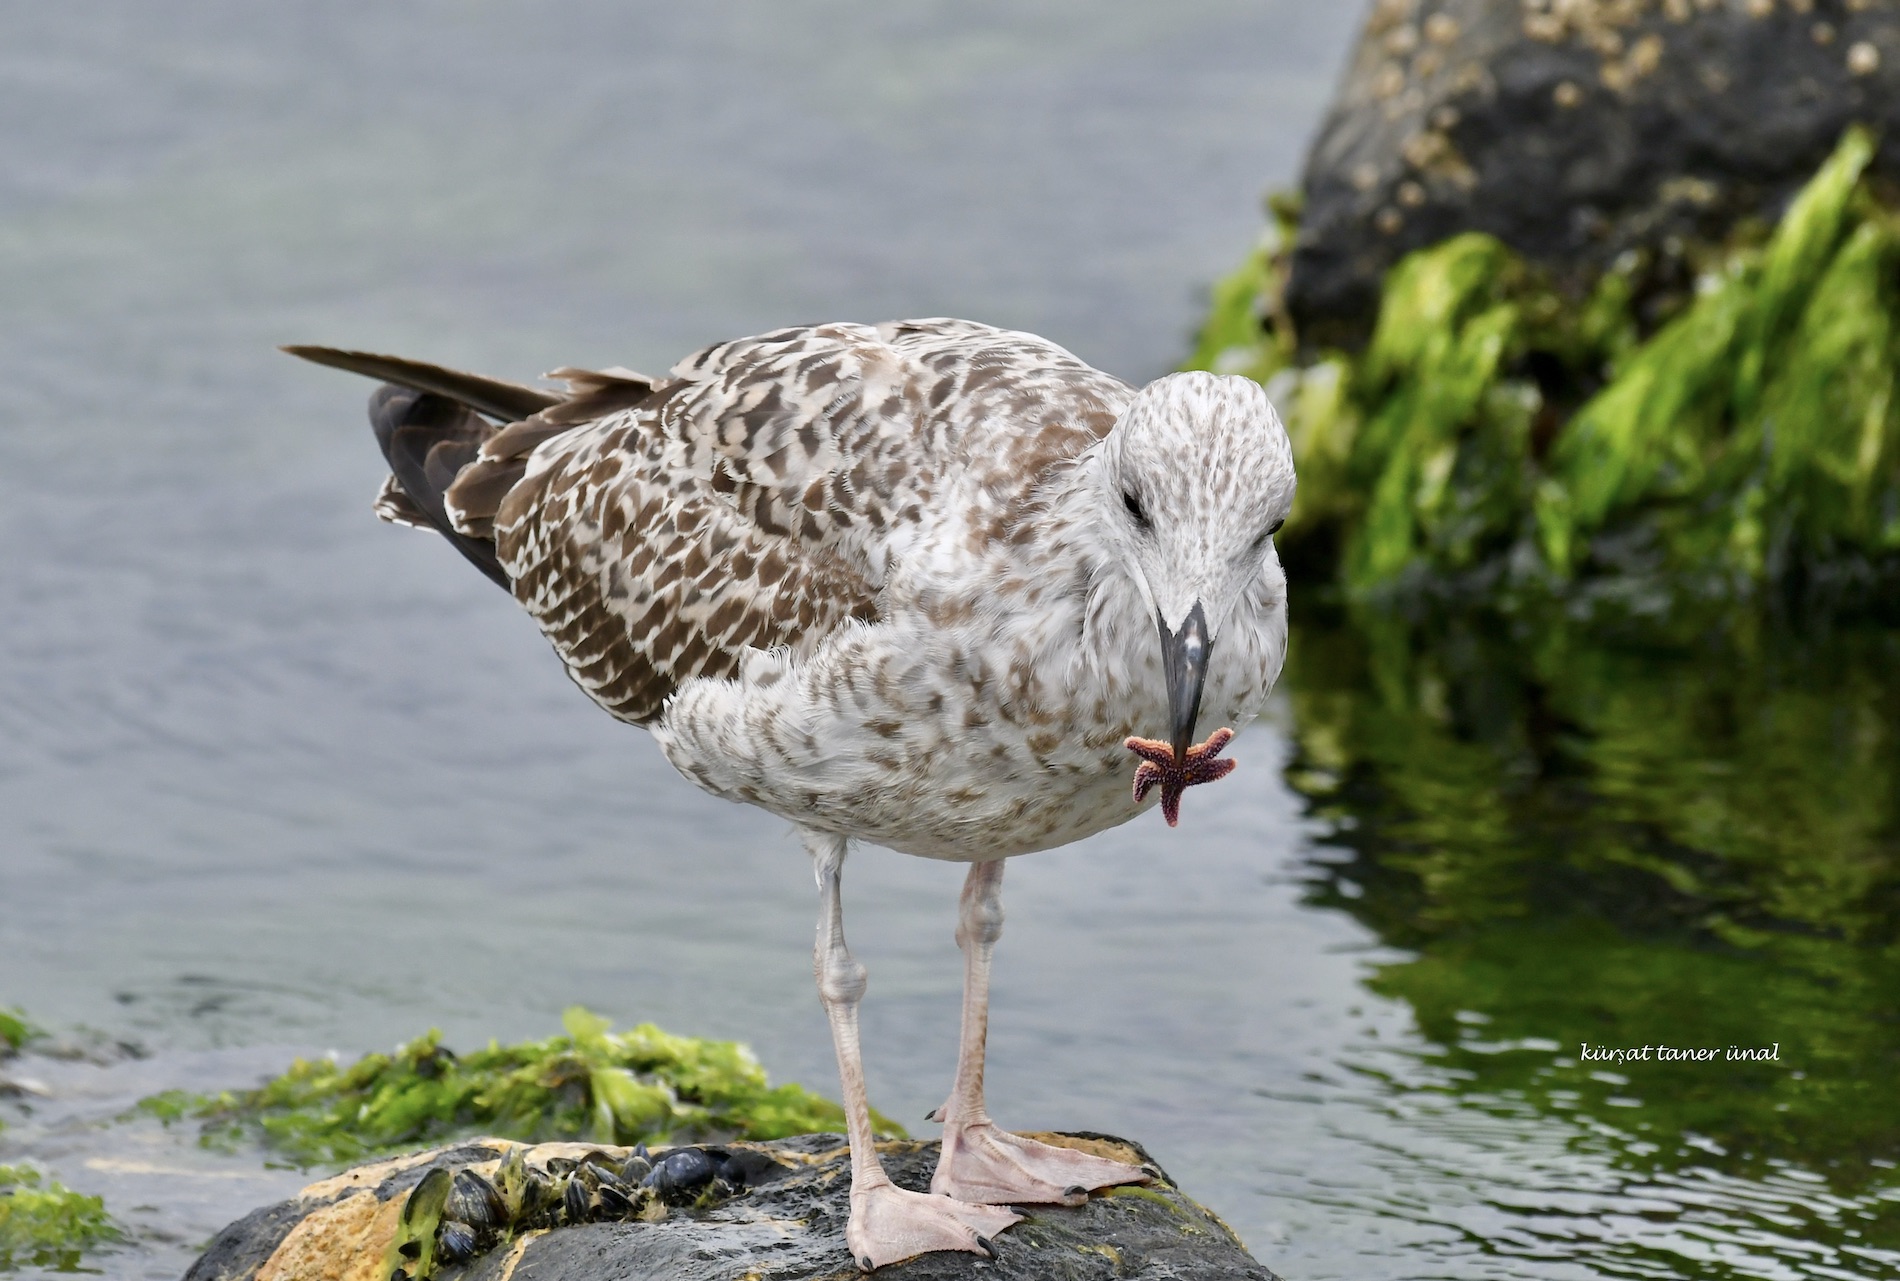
[287,319,1295,1271]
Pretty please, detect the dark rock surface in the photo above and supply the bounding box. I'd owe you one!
[185,1133,1282,1281]
[1288,0,1900,346]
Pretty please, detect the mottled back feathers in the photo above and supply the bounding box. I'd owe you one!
[299,319,1133,727]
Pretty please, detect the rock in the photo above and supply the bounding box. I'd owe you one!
[185,1133,1282,1281]
[1287,0,1900,347]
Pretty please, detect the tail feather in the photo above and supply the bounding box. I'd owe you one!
[285,344,658,593]
[283,345,559,422]
[368,385,511,589]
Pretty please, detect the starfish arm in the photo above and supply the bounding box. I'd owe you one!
[1123,727,1239,827]
[1159,777,1185,827]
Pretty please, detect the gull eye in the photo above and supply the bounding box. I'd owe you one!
[1253,518,1285,549]
[1123,489,1151,531]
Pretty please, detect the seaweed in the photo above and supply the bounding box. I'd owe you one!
[0,1166,119,1272]
[1194,127,1900,612]
[0,1011,34,1059]
[144,1008,902,1167]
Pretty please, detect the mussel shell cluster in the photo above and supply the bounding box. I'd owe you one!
[387,1143,783,1279]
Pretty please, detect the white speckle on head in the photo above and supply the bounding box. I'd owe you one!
[1096,371,1296,639]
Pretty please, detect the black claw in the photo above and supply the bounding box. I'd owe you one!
[859,1254,875,1272]
[976,1236,998,1261]
[1065,1184,1087,1201]
[924,1107,943,1122]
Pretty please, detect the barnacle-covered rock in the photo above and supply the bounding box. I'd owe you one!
[1286,0,1900,348]
[184,1134,1281,1281]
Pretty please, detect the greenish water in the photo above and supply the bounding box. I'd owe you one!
[1285,596,1900,1270]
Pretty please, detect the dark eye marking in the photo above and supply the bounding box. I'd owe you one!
[1123,489,1151,531]
[1252,518,1285,549]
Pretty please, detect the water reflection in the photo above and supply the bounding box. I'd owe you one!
[1284,597,1900,1270]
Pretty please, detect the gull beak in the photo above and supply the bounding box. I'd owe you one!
[1157,601,1212,763]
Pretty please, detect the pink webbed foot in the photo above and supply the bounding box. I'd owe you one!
[848,1178,1021,1272]
[930,1121,1152,1207]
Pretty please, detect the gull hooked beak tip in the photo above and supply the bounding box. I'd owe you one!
[1157,600,1211,763]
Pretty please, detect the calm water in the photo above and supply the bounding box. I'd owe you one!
[3,5,1895,1279]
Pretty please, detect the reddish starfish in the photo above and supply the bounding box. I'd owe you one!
[1124,727,1237,827]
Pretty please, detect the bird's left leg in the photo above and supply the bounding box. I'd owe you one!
[929,857,1150,1206]
[805,831,1020,1270]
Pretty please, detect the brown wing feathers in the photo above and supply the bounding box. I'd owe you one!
[284,331,963,728]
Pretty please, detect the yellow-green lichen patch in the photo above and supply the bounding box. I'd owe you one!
[0,1165,120,1271]
[144,1008,902,1167]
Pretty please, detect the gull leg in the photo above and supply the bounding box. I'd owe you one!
[804,830,1019,1271]
[930,857,1151,1206]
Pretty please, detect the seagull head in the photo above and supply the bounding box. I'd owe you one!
[1096,371,1295,761]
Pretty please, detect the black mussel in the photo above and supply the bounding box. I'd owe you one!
[518,1168,555,1223]
[585,1160,631,1194]
[437,1221,479,1264]
[718,1149,790,1190]
[619,1153,653,1184]
[401,1167,453,1229]
[594,1182,633,1217]
[643,1147,717,1200]
[563,1173,590,1223]
[446,1169,506,1233]
[545,1156,579,1177]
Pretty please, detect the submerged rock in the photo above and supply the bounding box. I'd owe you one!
[185,1133,1280,1281]
[1288,0,1900,346]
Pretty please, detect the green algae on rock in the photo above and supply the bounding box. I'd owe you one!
[0,1011,34,1058]
[1194,127,1900,612]
[145,1008,900,1167]
[0,1165,120,1271]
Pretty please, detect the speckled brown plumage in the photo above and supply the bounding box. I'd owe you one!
[313,320,1131,730]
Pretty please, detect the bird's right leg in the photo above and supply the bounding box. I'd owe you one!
[804,830,1020,1272]
[929,857,1151,1206]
